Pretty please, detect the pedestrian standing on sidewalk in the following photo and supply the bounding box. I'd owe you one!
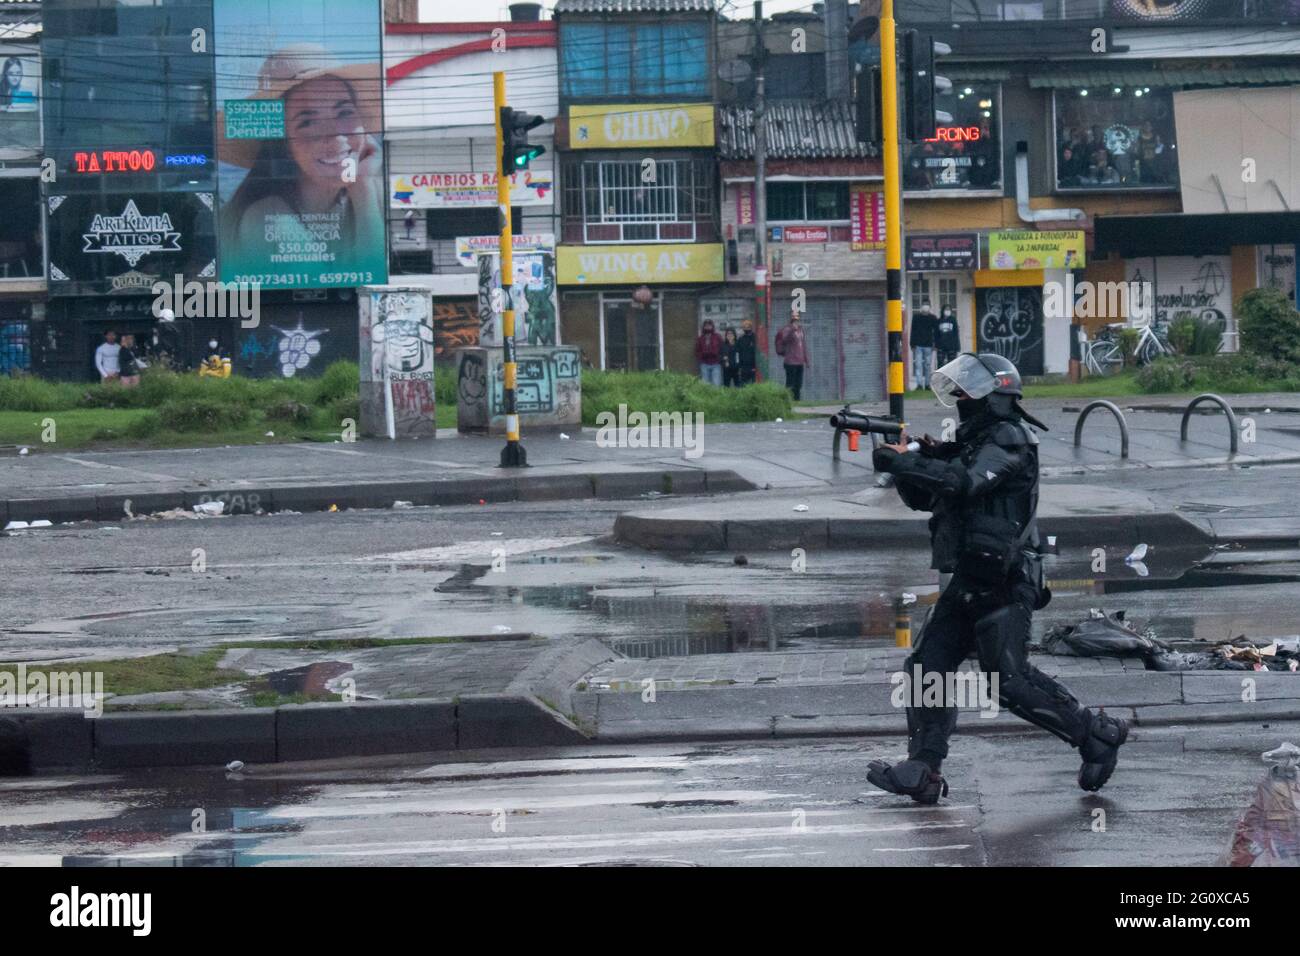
[910,300,937,390]
[737,319,758,386]
[94,330,121,383]
[118,333,144,388]
[774,311,809,401]
[721,327,741,388]
[935,305,961,369]
[695,318,723,386]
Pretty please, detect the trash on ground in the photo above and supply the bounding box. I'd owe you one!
[901,592,918,605]
[793,504,810,512]
[225,760,245,773]
[1039,610,1300,671]
[1225,742,1300,867]
[4,520,29,531]
[392,500,414,509]
[193,501,225,516]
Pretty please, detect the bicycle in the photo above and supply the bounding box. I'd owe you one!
[1082,324,1124,376]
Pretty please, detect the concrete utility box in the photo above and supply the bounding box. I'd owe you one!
[359,286,437,439]
[455,345,581,434]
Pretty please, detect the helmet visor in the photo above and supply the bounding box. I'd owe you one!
[932,353,998,407]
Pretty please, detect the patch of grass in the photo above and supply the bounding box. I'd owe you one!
[247,689,341,708]
[218,636,467,652]
[582,369,792,426]
[1136,354,1300,395]
[0,649,243,699]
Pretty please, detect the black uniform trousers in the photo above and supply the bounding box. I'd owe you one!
[906,571,1091,771]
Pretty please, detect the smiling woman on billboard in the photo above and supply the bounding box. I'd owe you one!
[215,0,387,290]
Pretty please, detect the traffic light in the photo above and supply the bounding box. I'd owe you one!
[854,64,883,146]
[902,31,952,142]
[500,107,546,174]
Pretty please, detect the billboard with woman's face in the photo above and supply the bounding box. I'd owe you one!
[0,45,40,160]
[214,0,387,290]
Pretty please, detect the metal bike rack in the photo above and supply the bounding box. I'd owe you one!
[1073,400,1130,459]
[1180,393,1238,456]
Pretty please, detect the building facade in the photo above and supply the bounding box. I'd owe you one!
[896,0,1300,378]
[552,0,723,374]
[382,4,560,362]
[716,5,888,402]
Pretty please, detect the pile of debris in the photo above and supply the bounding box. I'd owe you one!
[1038,609,1300,672]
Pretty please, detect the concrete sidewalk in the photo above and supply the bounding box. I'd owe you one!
[573,647,1300,743]
[614,482,1212,551]
[5,391,1300,524]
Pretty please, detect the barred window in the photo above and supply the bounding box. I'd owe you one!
[563,157,716,244]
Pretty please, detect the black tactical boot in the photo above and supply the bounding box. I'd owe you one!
[1078,709,1128,792]
[867,758,949,805]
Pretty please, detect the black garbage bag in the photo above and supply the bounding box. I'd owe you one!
[1040,609,1167,659]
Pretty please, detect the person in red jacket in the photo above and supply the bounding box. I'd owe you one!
[774,312,809,400]
[695,318,724,386]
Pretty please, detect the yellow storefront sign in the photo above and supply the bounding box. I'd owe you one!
[988,229,1086,270]
[568,103,715,149]
[558,244,723,284]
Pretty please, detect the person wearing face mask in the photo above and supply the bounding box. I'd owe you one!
[934,305,961,369]
[864,353,1127,804]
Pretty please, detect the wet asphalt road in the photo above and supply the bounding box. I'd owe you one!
[4,463,1300,661]
[2,721,1288,866]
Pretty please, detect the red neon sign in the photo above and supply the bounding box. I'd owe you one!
[72,149,159,173]
[924,126,982,143]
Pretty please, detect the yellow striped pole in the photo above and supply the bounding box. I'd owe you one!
[495,71,526,467]
[880,0,905,419]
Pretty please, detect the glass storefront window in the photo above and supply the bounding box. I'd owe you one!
[903,84,1001,193]
[1054,88,1179,191]
[0,178,41,280]
[765,181,849,222]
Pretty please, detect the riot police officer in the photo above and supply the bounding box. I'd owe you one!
[866,352,1127,804]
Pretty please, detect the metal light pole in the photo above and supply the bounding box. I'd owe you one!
[494,71,526,467]
[753,1,769,379]
[880,0,905,420]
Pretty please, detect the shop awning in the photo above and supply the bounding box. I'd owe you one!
[946,66,1013,83]
[1094,211,1300,257]
[1030,65,1300,89]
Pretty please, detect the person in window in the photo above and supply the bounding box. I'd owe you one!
[1136,121,1167,184]
[721,327,741,388]
[1085,148,1120,186]
[1058,127,1086,186]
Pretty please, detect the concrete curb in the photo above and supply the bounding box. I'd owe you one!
[613,508,1213,552]
[587,699,1300,744]
[0,468,757,525]
[5,693,595,771]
